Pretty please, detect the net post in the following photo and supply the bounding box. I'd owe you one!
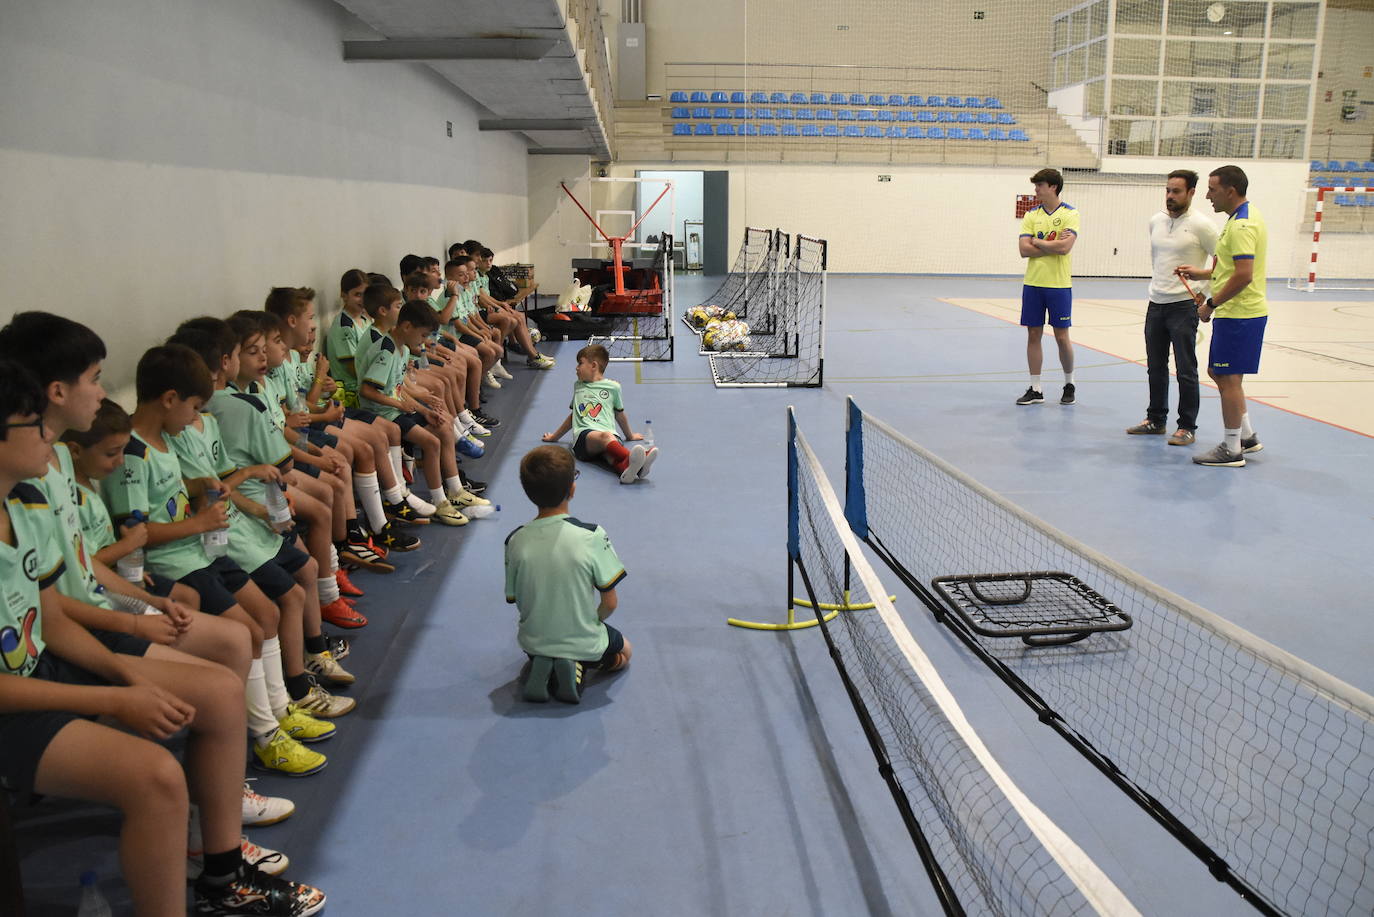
[844,397,869,538]
[1307,186,1324,293]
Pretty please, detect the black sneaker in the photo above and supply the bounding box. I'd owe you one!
[374,522,421,552]
[460,472,487,495]
[321,630,350,661]
[1060,383,1076,405]
[1240,433,1263,454]
[1015,387,1045,406]
[194,863,326,916]
[384,500,430,526]
[472,410,501,428]
[338,538,395,574]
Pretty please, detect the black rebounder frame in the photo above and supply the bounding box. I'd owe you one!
[930,571,1132,646]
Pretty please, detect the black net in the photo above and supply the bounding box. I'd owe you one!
[589,233,674,362]
[709,235,825,388]
[684,226,775,334]
[846,401,1374,917]
[788,410,1132,917]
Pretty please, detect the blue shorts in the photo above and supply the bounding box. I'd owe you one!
[305,428,338,450]
[178,556,251,615]
[0,652,112,792]
[1209,316,1267,376]
[343,406,378,424]
[146,572,177,597]
[1021,285,1073,328]
[395,411,427,436]
[572,430,618,462]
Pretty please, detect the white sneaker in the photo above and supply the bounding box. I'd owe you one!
[188,835,290,880]
[403,491,436,516]
[447,488,491,508]
[242,780,295,827]
[483,371,502,389]
[621,444,647,484]
[467,418,491,437]
[637,446,659,479]
[492,361,514,380]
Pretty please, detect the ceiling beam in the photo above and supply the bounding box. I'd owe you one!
[343,38,558,62]
[527,148,597,156]
[479,118,591,131]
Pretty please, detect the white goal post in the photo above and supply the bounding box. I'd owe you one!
[1289,185,1374,292]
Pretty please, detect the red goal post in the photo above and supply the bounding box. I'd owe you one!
[1295,185,1374,293]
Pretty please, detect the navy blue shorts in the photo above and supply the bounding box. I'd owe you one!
[0,652,111,792]
[146,572,177,597]
[395,411,427,436]
[177,555,251,615]
[1020,285,1073,328]
[248,540,311,600]
[343,406,378,424]
[571,430,612,462]
[91,627,151,657]
[587,624,625,669]
[458,334,482,348]
[305,428,338,449]
[1209,316,1267,376]
[295,461,321,479]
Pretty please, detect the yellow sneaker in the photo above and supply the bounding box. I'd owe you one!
[252,728,328,777]
[432,500,469,526]
[446,488,491,508]
[278,709,336,743]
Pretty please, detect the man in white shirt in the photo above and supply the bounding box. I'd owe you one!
[1127,169,1219,446]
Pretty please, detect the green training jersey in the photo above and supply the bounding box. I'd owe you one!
[101,431,208,581]
[325,309,371,403]
[358,332,409,421]
[31,445,111,611]
[1020,202,1079,289]
[207,386,292,505]
[570,378,624,438]
[169,413,282,573]
[1212,201,1268,320]
[1,483,66,676]
[76,481,116,555]
[504,514,626,660]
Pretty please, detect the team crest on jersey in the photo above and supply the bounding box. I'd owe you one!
[21,548,38,581]
[0,607,38,673]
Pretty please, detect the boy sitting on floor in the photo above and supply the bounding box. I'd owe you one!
[505,445,632,704]
[542,344,657,484]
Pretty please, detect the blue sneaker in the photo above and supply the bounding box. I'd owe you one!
[457,435,484,459]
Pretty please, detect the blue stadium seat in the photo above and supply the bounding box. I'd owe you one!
[837,109,855,120]
[1335,194,1353,206]
[760,124,779,136]
[905,94,924,106]
[917,111,936,122]
[844,125,863,137]
[965,96,982,107]
[1345,161,1361,172]
[750,92,767,104]
[1363,161,1374,171]
[858,110,877,121]
[815,108,836,120]
[868,94,886,106]
[693,123,713,136]
[957,112,975,123]
[754,107,774,119]
[989,128,1009,141]
[822,125,840,137]
[690,91,708,103]
[969,128,988,140]
[984,97,1003,109]
[996,112,1015,124]
[670,91,688,103]
[947,127,967,139]
[782,124,800,136]
[927,126,945,138]
[790,92,807,104]
[897,110,916,122]
[887,94,905,106]
[1310,160,1324,171]
[801,124,821,136]
[947,96,965,107]
[796,108,815,119]
[1010,129,1030,141]
[770,92,788,103]
[937,111,955,122]
[886,126,905,138]
[717,123,736,136]
[905,126,925,139]
[672,107,689,119]
[977,112,995,124]
[710,91,728,103]
[848,93,865,105]
[742,123,760,136]
[877,110,894,122]
[864,126,884,138]
[810,92,827,104]
[731,91,747,103]
[1327,160,1343,171]
[733,107,748,119]
[777,108,795,120]
[714,107,732,119]
[672,123,691,136]
[830,92,848,104]
[692,107,711,119]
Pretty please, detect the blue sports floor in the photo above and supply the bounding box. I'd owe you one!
[18,275,1374,914]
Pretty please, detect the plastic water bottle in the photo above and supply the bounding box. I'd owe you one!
[115,511,147,583]
[201,489,230,558]
[642,420,654,449]
[77,871,113,917]
[465,503,500,520]
[265,482,293,533]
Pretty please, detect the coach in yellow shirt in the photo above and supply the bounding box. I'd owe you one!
[1016,168,1080,406]
[1178,165,1268,468]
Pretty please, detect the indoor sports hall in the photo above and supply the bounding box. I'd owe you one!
[3,1,1372,915]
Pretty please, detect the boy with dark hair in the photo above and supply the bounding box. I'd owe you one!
[471,248,546,367]
[506,444,632,704]
[542,344,657,484]
[1016,167,1079,406]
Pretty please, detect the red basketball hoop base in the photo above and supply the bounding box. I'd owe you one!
[600,290,663,314]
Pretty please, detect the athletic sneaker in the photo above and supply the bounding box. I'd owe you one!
[492,362,514,380]
[385,500,430,526]
[304,649,355,686]
[1126,420,1166,435]
[290,679,356,718]
[338,538,394,574]
[1241,433,1263,454]
[1168,429,1195,446]
[457,435,485,459]
[403,490,436,516]
[323,631,350,660]
[472,409,500,429]
[522,656,553,703]
[1192,443,1246,467]
[483,371,502,390]
[320,598,367,629]
[447,488,491,508]
[252,728,327,777]
[460,473,487,495]
[334,569,365,597]
[374,522,421,552]
[241,781,294,827]
[1059,383,1076,405]
[1015,387,1045,406]
[527,354,556,370]
[278,709,335,744]
[552,658,584,704]
[188,835,290,881]
[433,500,470,526]
[466,418,492,437]
[193,863,326,916]
[620,445,647,484]
[637,446,659,480]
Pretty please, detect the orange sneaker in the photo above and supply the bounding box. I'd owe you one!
[335,569,365,598]
[320,598,367,629]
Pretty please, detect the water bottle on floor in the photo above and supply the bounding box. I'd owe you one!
[77,871,113,917]
[642,420,654,449]
[465,503,500,520]
[201,489,230,558]
[115,511,147,583]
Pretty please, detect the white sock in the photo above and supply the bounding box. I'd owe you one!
[444,474,463,496]
[429,487,447,506]
[247,659,279,741]
[260,637,291,720]
[328,542,339,574]
[1239,412,1254,438]
[318,575,340,605]
[451,417,464,438]
[1064,371,1075,385]
[354,472,388,532]
[404,490,435,514]
[1029,375,1042,392]
[388,445,404,484]
[382,483,406,505]
[1224,427,1242,452]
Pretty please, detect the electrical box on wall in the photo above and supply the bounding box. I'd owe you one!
[617,23,646,100]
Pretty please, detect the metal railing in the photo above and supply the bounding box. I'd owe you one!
[567,0,616,157]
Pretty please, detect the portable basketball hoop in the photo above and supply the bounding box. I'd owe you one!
[560,181,671,314]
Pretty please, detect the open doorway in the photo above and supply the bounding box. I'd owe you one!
[635,170,728,275]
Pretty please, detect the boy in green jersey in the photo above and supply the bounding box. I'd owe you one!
[542,345,658,484]
[505,444,631,704]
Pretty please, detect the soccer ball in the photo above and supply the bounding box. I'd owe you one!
[528,324,542,344]
[704,305,726,320]
[703,329,717,349]
[688,307,710,328]
[724,311,737,321]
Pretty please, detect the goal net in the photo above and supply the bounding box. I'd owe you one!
[1287,185,1374,292]
[587,232,675,362]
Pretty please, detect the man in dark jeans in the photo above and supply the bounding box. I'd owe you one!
[1127,169,1219,446]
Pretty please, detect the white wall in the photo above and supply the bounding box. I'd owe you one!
[526,155,592,295]
[0,0,530,391]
